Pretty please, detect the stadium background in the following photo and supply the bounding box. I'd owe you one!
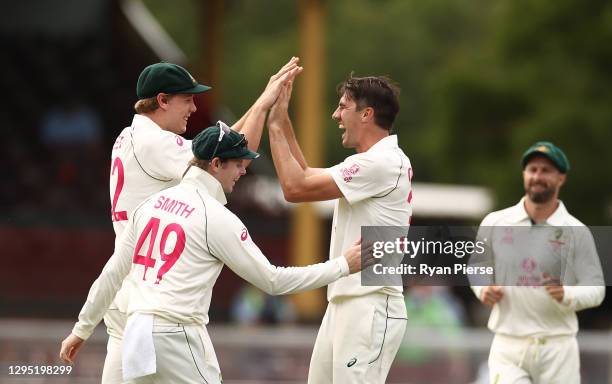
[1,0,610,383]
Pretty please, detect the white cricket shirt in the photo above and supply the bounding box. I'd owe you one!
[108,114,193,312]
[472,198,605,337]
[73,166,349,339]
[326,135,413,301]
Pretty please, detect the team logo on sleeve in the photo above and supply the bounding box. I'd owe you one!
[340,164,360,182]
[176,136,184,146]
[240,228,248,241]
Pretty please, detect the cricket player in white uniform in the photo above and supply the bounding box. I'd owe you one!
[60,125,369,383]
[471,141,605,384]
[102,58,302,383]
[267,74,412,383]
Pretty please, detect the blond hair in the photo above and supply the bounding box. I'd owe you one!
[134,97,159,114]
[134,94,178,114]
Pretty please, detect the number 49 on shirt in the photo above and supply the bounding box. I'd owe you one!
[132,217,186,284]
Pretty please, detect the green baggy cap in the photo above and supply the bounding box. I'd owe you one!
[521,141,570,174]
[137,62,211,99]
[192,121,260,161]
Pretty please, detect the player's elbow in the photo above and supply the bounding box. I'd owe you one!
[282,182,306,203]
[260,282,285,296]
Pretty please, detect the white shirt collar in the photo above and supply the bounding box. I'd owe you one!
[507,196,569,225]
[132,114,163,131]
[545,200,570,226]
[182,166,227,205]
[367,135,398,152]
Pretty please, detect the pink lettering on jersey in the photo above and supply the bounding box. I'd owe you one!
[176,136,184,146]
[407,190,413,204]
[154,196,196,218]
[182,205,196,218]
[113,135,125,150]
[154,196,164,209]
[340,163,360,182]
[161,198,178,213]
[240,228,248,241]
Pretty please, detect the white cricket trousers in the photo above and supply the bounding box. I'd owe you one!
[488,333,580,384]
[125,318,222,384]
[102,308,127,384]
[308,293,407,384]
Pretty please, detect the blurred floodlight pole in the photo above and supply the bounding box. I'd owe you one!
[292,0,326,321]
[198,0,224,111]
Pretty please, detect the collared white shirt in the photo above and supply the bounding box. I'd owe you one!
[110,114,193,237]
[472,197,605,337]
[326,135,413,300]
[108,114,193,313]
[73,166,349,340]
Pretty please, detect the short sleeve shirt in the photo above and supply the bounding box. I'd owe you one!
[326,135,413,300]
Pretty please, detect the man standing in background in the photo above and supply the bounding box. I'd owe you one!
[267,74,412,383]
[472,141,605,384]
[101,58,302,383]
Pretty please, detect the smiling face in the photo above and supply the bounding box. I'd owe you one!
[523,155,566,204]
[212,158,247,193]
[331,93,365,149]
[163,93,197,134]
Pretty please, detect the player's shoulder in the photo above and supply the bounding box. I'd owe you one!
[343,147,404,170]
[111,127,132,151]
[197,190,241,225]
[135,125,187,148]
[480,206,517,226]
[558,211,585,227]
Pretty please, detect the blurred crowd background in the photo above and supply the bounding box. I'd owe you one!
[1,0,611,383]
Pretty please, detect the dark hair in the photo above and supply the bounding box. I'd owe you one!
[336,73,400,131]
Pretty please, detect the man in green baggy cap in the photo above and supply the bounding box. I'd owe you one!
[60,58,302,383]
[471,141,604,384]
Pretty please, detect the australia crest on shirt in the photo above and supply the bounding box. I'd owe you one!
[491,226,568,287]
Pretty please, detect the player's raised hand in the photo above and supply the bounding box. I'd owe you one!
[480,285,504,306]
[343,238,375,274]
[542,272,564,302]
[269,80,294,124]
[257,57,303,109]
[59,333,85,364]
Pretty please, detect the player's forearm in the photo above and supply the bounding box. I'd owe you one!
[279,117,309,170]
[231,106,252,133]
[268,122,309,201]
[259,257,349,295]
[72,251,131,339]
[72,273,122,340]
[562,285,605,311]
[234,103,267,154]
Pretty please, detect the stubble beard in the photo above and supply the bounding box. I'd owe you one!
[526,183,555,203]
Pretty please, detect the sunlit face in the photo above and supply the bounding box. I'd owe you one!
[331,93,363,148]
[213,159,247,193]
[164,94,197,134]
[523,156,566,203]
